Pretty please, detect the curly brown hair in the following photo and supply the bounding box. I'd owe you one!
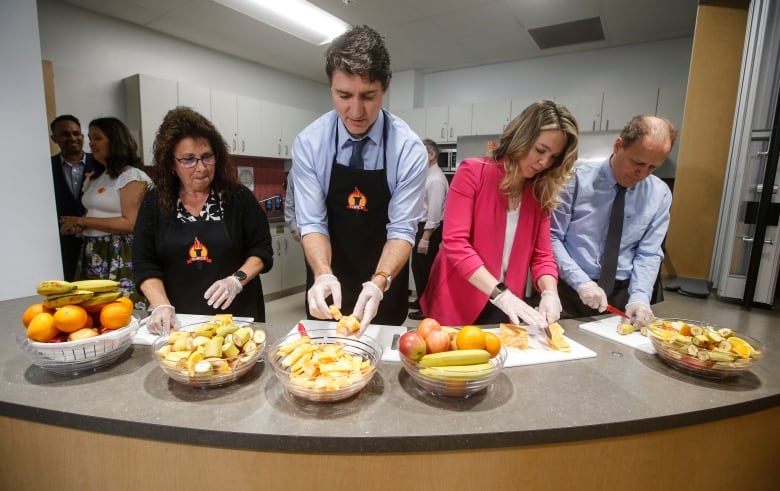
[88,117,143,178]
[493,100,579,211]
[151,107,239,219]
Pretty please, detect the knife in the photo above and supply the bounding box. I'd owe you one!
[605,304,631,320]
[297,322,309,337]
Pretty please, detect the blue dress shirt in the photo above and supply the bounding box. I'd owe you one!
[291,109,427,245]
[551,157,672,305]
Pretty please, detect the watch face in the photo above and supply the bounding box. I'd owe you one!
[233,270,247,281]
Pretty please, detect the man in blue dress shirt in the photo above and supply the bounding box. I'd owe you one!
[292,25,427,334]
[551,115,677,327]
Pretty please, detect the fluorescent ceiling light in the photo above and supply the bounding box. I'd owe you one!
[214,0,350,46]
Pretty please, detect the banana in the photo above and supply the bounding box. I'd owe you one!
[71,279,120,292]
[36,280,76,296]
[420,363,496,381]
[418,349,491,368]
[79,290,123,307]
[43,290,94,308]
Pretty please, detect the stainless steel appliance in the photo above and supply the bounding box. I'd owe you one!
[437,144,457,173]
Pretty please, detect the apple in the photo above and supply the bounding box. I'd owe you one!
[416,317,441,341]
[425,329,451,353]
[398,331,426,361]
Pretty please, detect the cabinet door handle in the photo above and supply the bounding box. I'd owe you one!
[277,143,282,155]
[741,236,774,245]
[592,121,596,131]
[605,120,609,131]
[757,151,769,157]
[440,127,445,139]
[232,138,237,151]
[450,127,454,139]
[285,144,289,156]
[241,140,245,152]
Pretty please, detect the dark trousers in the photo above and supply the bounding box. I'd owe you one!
[411,222,442,304]
[557,279,631,319]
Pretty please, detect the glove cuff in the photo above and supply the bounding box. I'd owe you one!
[228,275,243,291]
[151,304,174,314]
[362,281,384,300]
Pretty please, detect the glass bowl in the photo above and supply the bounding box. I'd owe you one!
[268,329,382,402]
[17,316,140,375]
[399,330,507,397]
[152,320,266,388]
[648,318,764,379]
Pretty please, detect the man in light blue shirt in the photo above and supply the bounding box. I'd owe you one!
[292,25,427,333]
[551,115,676,327]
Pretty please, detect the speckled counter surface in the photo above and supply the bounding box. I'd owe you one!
[1,294,778,454]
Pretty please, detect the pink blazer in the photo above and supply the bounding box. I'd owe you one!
[420,157,558,325]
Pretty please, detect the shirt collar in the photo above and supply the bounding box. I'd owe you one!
[602,154,623,188]
[59,153,86,167]
[337,110,384,150]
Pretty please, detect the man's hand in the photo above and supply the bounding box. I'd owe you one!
[577,281,608,312]
[417,239,429,255]
[537,290,562,325]
[352,281,383,336]
[204,276,243,310]
[626,301,654,328]
[307,274,341,319]
[490,289,547,334]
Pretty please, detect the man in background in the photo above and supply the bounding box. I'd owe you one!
[551,115,676,328]
[292,25,427,334]
[50,114,93,281]
[409,138,449,320]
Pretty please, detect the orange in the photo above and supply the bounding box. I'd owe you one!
[99,302,132,329]
[456,325,486,350]
[484,332,502,358]
[26,312,60,342]
[22,303,52,327]
[53,305,89,333]
[116,296,134,311]
[727,337,752,359]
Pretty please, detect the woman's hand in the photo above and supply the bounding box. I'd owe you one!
[59,216,84,235]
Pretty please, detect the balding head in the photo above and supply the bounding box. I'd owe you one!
[620,115,677,153]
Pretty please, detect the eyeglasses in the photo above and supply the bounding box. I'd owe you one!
[175,153,216,168]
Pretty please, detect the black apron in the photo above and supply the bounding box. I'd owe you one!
[306,114,409,325]
[161,211,261,320]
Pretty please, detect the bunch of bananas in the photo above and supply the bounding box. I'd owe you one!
[36,279,122,309]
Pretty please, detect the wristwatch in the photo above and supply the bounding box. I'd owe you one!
[373,271,392,292]
[232,270,247,282]
[490,282,508,300]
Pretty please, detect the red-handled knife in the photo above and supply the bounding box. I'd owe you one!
[297,322,309,337]
[605,304,631,320]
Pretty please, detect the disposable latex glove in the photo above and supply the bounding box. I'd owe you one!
[148,304,176,335]
[490,289,547,334]
[308,273,342,319]
[417,238,430,255]
[204,275,243,310]
[577,281,608,312]
[626,301,654,328]
[352,281,383,336]
[537,290,562,325]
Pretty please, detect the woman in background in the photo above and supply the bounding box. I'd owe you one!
[60,117,151,308]
[420,100,579,331]
[133,107,273,334]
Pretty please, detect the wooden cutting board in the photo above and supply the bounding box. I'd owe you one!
[578,316,656,354]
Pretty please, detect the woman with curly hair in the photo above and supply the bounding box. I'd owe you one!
[420,100,579,330]
[132,107,273,333]
[60,117,152,309]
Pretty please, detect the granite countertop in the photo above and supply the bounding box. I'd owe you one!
[1,294,778,453]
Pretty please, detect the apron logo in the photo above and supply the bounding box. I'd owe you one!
[346,186,368,212]
[186,236,213,264]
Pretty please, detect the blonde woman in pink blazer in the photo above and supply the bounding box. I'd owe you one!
[420,100,579,331]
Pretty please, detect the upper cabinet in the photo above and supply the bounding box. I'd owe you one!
[600,89,659,132]
[124,74,178,165]
[472,100,511,135]
[177,82,211,119]
[556,93,604,133]
[394,108,426,140]
[210,89,240,153]
[426,104,472,143]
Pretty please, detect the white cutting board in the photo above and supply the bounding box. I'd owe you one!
[283,320,408,362]
[578,316,656,354]
[483,328,597,367]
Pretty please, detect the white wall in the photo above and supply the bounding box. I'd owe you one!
[0,0,62,301]
[36,0,332,128]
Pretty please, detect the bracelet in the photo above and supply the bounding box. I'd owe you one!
[372,271,392,292]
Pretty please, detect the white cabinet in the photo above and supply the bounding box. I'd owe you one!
[177,82,211,119]
[262,229,307,296]
[472,100,511,135]
[395,108,426,140]
[282,106,318,158]
[600,88,659,132]
[236,95,264,156]
[124,74,178,165]
[425,104,472,143]
[210,89,239,153]
[257,102,318,158]
[556,93,604,132]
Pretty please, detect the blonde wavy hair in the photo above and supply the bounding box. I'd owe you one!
[493,100,579,210]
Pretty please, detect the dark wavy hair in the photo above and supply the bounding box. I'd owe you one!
[88,117,143,178]
[151,107,239,219]
[325,25,392,90]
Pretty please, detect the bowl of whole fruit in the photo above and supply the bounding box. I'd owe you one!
[153,316,266,388]
[16,279,139,375]
[647,318,764,379]
[268,328,382,402]
[399,319,506,397]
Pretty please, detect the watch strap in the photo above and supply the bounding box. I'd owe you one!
[490,282,507,300]
[373,271,392,292]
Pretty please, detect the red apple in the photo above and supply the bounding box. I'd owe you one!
[416,317,441,341]
[425,329,451,353]
[398,331,426,361]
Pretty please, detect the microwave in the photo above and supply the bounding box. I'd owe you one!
[437,146,458,173]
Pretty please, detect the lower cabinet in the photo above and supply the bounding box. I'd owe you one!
[261,230,307,296]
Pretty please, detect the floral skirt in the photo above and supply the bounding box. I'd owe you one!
[76,234,148,310]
